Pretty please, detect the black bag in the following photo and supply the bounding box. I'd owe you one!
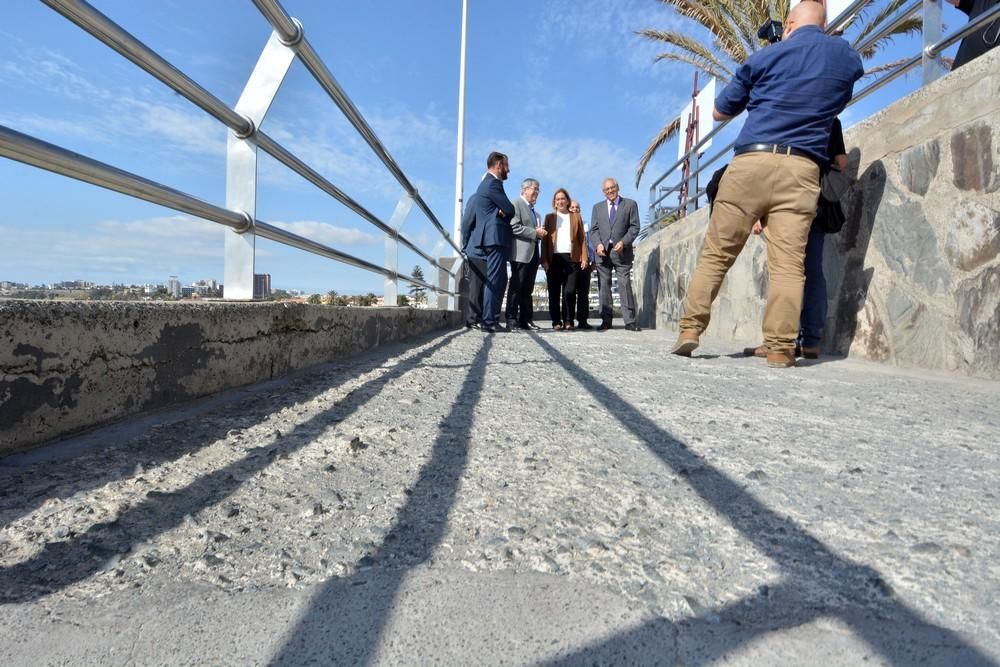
[815,166,850,234]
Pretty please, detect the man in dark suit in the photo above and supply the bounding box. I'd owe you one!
[462,152,516,333]
[589,178,640,331]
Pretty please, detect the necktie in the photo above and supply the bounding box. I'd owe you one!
[609,201,617,226]
[531,205,539,227]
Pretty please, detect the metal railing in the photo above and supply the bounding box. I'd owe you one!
[0,0,460,303]
[640,0,1000,240]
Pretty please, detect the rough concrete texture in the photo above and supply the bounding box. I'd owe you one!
[633,47,1000,378]
[0,300,462,454]
[0,326,997,665]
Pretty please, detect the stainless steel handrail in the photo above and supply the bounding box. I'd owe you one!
[251,0,462,258]
[0,125,446,294]
[40,0,458,281]
[926,2,1000,57]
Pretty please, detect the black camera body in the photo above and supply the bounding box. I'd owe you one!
[758,19,783,44]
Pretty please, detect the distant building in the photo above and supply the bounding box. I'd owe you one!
[167,276,181,298]
[253,273,271,299]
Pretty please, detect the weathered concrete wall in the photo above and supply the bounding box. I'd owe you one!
[634,46,1000,378]
[0,301,462,454]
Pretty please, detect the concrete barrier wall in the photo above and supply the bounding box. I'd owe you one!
[0,301,463,454]
[633,47,1000,378]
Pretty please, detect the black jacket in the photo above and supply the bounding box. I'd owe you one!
[953,0,1000,70]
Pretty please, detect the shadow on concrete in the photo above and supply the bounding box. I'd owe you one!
[829,153,885,356]
[530,334,995,666]
[0,331,464,604]
[0,330,461,528]
[638,244,661,330]
[264,335,494,665]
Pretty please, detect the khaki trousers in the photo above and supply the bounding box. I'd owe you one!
[679,152,820,351]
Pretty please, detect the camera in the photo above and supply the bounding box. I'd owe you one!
[757,19,783,44]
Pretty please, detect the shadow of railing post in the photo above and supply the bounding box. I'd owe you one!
[529,334,995,666]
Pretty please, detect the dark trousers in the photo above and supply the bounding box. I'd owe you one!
[798,221,827,348]
[482,245,508,328]
[506,249,539,325]
[464,257,487,326]
[575,265,592,324]
[547,253,577,325]
[595,252,636,324]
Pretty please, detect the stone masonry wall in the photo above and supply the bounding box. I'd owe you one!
[633,47,1000,378]
[0,301,462,454]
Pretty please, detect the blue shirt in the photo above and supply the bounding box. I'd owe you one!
[715,25,864,163]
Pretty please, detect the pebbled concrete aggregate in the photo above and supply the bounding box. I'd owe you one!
[0,324,997,665]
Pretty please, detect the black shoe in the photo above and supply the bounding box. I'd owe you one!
[597,321,612,331]
[523,322,542,330]
[577,322,593,330]
[482,324,498,334]
[625,323,642,332]
[506,319,521,330]
[467,322,482,330]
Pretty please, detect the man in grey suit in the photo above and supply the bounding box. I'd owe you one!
[506,178,547,330]
[589,178,641,331]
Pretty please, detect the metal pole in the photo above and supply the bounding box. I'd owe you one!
[922,0,948,85]
[454,0,469,257]
[384,194,414,306]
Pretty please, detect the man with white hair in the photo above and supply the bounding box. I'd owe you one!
[670,1,863,367]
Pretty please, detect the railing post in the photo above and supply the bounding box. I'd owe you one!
[224,30,297,299]
[922,0,948,85]
[685,150,700,216]
[384,193,414,306]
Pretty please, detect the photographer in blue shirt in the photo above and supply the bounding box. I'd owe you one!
[670,1,863,368]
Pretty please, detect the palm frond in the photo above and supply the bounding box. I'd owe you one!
[639,29,735,79]
[862,56,911,77]
[851,0,912,45]
[636,117,682,187]
[653,51,733,83]
[656,0,747,60]
[853,17,922,58]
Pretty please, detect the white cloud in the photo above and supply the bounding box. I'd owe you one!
[473,134,642,211]
[268,220,380,246]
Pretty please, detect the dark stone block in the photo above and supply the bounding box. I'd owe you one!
[951,123,997,192]
[898,139,939,196]
[957,264,1000,375]
[872,182,951,296]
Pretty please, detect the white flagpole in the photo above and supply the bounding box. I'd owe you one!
[453,0,468,256]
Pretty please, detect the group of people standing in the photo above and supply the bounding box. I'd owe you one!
[460,157,641,334]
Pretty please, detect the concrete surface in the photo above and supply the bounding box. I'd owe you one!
[633,46,1000,378]
[1,324,997,665]
[0,300,463,454]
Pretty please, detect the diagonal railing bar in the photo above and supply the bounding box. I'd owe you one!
[39,0,458,286]
[251,0,463,259]
[0,125,444,294]
[925,1,1000,56]
[530,334,996,666]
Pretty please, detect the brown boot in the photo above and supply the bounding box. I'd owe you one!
[799,346,820,360]
[742,344,767,358]
[766,350,796,368]
[671,331,700,357]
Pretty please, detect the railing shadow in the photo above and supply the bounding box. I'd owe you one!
[265,335,494,665]
[0,331,460,529]
[0,331,464,604]
[829,151,885,356]
[530,334,995,666]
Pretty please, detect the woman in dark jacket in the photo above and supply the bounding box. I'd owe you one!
[541,188,586,330]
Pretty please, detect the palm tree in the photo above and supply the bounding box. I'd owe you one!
[634,0,921,186]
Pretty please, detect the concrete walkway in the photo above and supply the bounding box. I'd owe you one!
[1,324,998,666]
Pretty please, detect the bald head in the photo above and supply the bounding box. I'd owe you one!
[785,1,826,36]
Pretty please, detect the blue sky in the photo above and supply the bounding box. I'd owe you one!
[0,0,964,294]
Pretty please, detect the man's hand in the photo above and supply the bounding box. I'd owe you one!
[751,220,763,235]
[612,241,624,253]
[535,228,547,238]
[596,243,606,257]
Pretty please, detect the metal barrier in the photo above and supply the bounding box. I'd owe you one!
[640,0,1000,240]
[0,0,460,303]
